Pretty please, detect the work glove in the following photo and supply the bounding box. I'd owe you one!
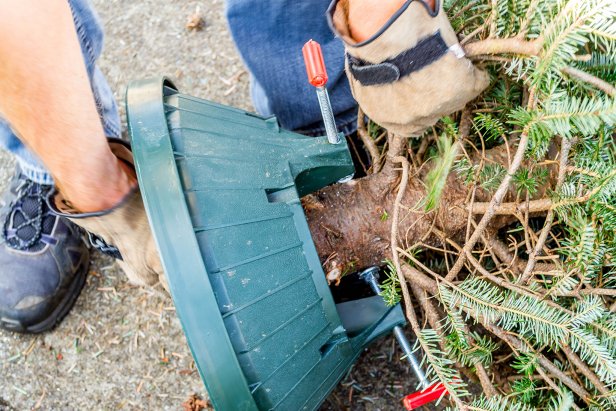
[328,0,489,137]
[48,138,167,291]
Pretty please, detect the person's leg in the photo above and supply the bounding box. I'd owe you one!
[0,0,120,333]
[226,0,358,137]
[0,0,121,184]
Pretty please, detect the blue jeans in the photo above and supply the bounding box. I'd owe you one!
[0,0,356,184]
[0,0,120,185]
[226,0,357,136]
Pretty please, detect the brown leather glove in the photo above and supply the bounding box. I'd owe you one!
[48,139,167,291]
[328,0,489,137]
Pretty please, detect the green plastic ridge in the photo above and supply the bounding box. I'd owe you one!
[127,78,258,410]
[127,77,405,410]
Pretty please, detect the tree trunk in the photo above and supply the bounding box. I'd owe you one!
[305,140,557,272]
[306,171,472,270]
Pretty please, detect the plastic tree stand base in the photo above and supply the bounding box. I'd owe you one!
[126,77,405,410]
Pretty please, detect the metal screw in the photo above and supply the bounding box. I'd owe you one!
[314,86,341,144]
[359,266,430,389]
[302,40,341,145]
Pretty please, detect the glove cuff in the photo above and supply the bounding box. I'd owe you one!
[346,30,458,86]
[47,138,136,219]
[328,0,464,85]
[47,138,137,260]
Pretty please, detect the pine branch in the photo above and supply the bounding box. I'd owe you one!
[453,395,537,411]
[569,328,616,386]
[391,156,470,407]
[465,38,542,57]
[532,0,613,87]
[445,89,536,281]
[441,277,616,385]
[471,198,552,215]
[562,66,616,97]
[379,1,616,406]
[561,344,610,395]
[482,323,592,403]
[520,138,573,284]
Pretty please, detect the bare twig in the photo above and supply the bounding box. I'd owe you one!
[390,156,416,317]
[487,236,557,275]
[383,134,408,173]
[561,344,610,396]
[556,287,616,297]
[451,1,477,21]
[519,138,572,284]
[561,66,616,97]
[434,228,556,304]
[535,366,582,411]
[445,90,536,281]
[517,0,541,38]
[483,323,592,403]
[475,364,498,398]
[401,264,438,295]
[411,283,441,328]
[465,37,542,58]
[474,163,616,216]
[398,248,442,282]
[415,133,431,164]
[460,24,486,46]
[356,108,381,173]
[392,157,467,410]
[470,198,552,215]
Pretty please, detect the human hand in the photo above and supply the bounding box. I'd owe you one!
[329,0,489,137]
[50,139,167,291]
[347,0,436,43]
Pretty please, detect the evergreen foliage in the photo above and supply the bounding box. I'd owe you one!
[391,0,616,408]
[423,134,459,211]
[379,259,401,307]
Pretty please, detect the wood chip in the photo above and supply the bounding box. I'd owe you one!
[32,388,46,410]
[181,393,210,411]
[186,8,205,31]
[23,339,37,357]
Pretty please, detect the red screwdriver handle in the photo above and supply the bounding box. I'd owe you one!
[402,382,448,410]
[302,40,328,87]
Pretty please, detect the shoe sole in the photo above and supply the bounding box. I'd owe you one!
[0,257,89,334]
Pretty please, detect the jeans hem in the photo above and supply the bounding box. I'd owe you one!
[16,158,54,185]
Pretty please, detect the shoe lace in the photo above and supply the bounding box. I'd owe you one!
[2,179,55,251]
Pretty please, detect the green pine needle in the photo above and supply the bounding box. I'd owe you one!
[424,134,460,212]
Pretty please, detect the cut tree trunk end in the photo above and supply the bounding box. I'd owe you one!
[305,166,505,274]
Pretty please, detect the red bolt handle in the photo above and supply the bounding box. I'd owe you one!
[402,383,448,410]
[302,40,328,87]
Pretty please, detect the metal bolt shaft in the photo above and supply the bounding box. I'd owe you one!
[315,87,341,144]
[359,267,430,389]
[393,327,430,389]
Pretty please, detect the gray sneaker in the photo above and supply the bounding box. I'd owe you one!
[0,171,89,333]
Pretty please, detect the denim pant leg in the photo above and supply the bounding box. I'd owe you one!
[226,0,358,137]
[0,0,120,185]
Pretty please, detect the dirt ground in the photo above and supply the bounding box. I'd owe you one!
[0,1,419,409]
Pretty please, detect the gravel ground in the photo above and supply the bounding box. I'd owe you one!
[0,1,418,410]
